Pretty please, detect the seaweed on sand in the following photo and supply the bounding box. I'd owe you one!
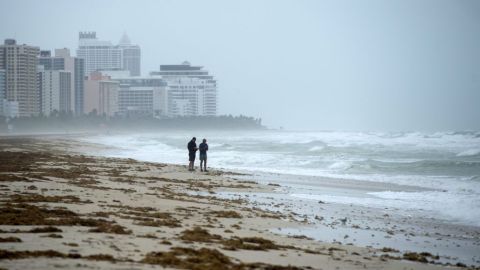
[222,237,281,251]
[142,247,235,270]
[0,203,130,234]
[403,252,439,263]
[0,249,119,262]
[211,210,242,218]
[9,193,90,204]
[179,227,222,243]
[142,247,303,270]
[0,237,21,242]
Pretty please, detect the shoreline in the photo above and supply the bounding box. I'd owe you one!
[0,136,478,269]
[71,134,480,265]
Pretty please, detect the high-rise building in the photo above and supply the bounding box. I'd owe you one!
[84,71,119,117]
[37,65,71,116]
[118,33,141,76]
[0,39,40,117]
[150,61,217,116]
[54,49,85,114]
[77,32,122,76]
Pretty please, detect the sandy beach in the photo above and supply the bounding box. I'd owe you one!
[0,136,477,270]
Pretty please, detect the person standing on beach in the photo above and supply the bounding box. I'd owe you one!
[199,138,209,172]
[187,137,198,171]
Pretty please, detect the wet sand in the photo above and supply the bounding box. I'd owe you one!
[0,136,477,269]
[219,172,480,266]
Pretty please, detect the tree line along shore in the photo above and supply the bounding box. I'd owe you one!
[0,115,265,133]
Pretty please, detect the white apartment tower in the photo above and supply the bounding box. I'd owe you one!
[37,65,71,116]
[77,32,141,77]
[150,62,217,117]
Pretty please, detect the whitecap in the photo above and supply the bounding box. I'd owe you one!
[308,146,325,152]
[457,149,480,157]
[328,161,352,170]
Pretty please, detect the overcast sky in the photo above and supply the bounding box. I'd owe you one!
[1,0,479,131]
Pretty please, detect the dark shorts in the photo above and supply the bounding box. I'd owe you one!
[189,152,196,161]
[200,153,207,161]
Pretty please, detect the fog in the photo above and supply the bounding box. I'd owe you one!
[1,0,479,131]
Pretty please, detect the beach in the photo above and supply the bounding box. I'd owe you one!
[0,136,478,270]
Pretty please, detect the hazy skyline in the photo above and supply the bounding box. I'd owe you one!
[1,0,479,131]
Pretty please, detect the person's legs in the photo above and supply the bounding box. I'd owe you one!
[203,157,207,172]
[200,160,204,171]
[191,160,195,171]
[189,153,195,171]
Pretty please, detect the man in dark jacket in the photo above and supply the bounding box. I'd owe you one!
[187,137,197,171]
[199,138,209,172]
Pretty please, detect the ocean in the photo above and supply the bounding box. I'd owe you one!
[81,130,480,227]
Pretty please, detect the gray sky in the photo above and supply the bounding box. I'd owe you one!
[1,0,479,131]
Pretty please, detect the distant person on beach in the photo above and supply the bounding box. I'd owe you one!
[187,137,198,171]
[199,138,209,172]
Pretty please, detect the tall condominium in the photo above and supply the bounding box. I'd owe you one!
[37,65,71,116]
[0,39,40,117]
[150,61,217,116]
[77,32,122,76]
[39,49,85,115]
[118,33,141,76]
[77,31,141,77]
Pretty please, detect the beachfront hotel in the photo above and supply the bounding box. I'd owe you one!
[150,62,217,117]
[0,39,40,117]
[115,77,168,117]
